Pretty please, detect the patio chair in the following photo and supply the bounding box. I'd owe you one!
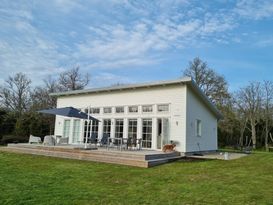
[136,138,142,150]
[126,137,137,150]
[57,137,69,145]
[121,138,129,150]
[88,133,98,147]
[29,135,42,144]
[243,146,252,154]
[99,134,109,147]
[43,135,55,146]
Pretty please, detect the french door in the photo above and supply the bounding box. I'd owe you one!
[157,118,170,149]
[142,119,152,148]
[72,120,81,143]
[63,119,71,138]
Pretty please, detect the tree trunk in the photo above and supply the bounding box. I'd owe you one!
[251,119,256,149]
[265,118,269,151]
[239,129,244,148]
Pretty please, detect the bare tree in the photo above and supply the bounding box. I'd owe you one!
[235,106,248,147]
[58,66,89,91]
[0,73,31,116]
[235,82,262,149]
[183,57,230,106]
[262,81,273,151]
[31,76,60,110]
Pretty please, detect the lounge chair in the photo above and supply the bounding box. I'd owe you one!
[43,135,55,146]
[29,135,42,144]
[99,134,109,147]
[87,133,98,146]
[57,137,69,145]
[243,146,252,154]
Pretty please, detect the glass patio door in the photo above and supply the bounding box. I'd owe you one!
[72,120,81,143]
[157,118,170,149]
[142,119,152,148]
[63,119,71,138]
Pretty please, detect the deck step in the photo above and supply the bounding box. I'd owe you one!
[147,156,182,167]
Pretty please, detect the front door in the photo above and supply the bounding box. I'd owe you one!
[157,118,170,149]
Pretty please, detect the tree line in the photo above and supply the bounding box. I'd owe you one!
[1,59,272,150]
[184,57,273,151]
[0,66,89,144]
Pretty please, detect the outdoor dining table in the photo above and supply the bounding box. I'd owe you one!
[107,137,128,150]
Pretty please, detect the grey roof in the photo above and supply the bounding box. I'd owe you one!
[50,77,223,119]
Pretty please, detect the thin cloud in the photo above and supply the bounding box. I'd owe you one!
[235,0,273,20]
[0,0,272,88]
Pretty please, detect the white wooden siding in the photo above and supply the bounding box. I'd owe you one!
[54,85,187,152]
[185,87,218,152]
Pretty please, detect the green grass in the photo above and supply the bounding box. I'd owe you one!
[1,152,273,205]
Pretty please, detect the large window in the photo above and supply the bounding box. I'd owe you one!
[142,119,152,148]
[103,107,112,114]
[72,120,80,143]
[158,104,169,112]
[83,120,98,142]
[103,119,111,137]
[85,108,100,114]
[128,119,137,140]
[128,106,138,113]
[63,120,71,138]
[115,119,124,138]
[115,106,124,113]
[90,108,100,114]
[196,119,202,137]
[91,120,99,138]
[142,105,153,113]
[84,121,91,143]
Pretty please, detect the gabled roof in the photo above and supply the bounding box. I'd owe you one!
[50,77,223,119]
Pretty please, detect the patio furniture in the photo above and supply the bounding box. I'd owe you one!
[136,138,142,150]
[243,146,252,154]
[29,135,42,144]
[121,138,129,150]
[107,137,123,150]
[127,138,140,150]
[89,133,98,145]
[43,135,55,146]
[99,134,109,147]
[57,137,69,145]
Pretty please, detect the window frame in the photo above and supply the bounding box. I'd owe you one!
[90,107,100,114]
[63,119,71,138]
[128,119,138,140]
[115,119,124,138]
[115,106,124,113]
[103,119,111,136]
[103,107,112,114]
[142,118,152,148]
[128,106,138,113]
[72,119,81,143]
[196,119,202,137]
[157,104,169,112]
[142,105,153,113]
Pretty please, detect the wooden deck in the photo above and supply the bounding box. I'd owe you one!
[0,144,182,168]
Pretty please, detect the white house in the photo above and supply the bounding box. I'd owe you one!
[50,77,222,154]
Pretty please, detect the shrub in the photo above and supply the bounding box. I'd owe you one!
[0,109,16,137]
[0,135,28,145]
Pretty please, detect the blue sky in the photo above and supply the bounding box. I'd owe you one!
[1,0,273,91]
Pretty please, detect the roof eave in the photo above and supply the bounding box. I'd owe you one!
[187,80,223,120]
[49,77,192,97]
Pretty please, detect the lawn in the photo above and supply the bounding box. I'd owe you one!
[1,151,273,205]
